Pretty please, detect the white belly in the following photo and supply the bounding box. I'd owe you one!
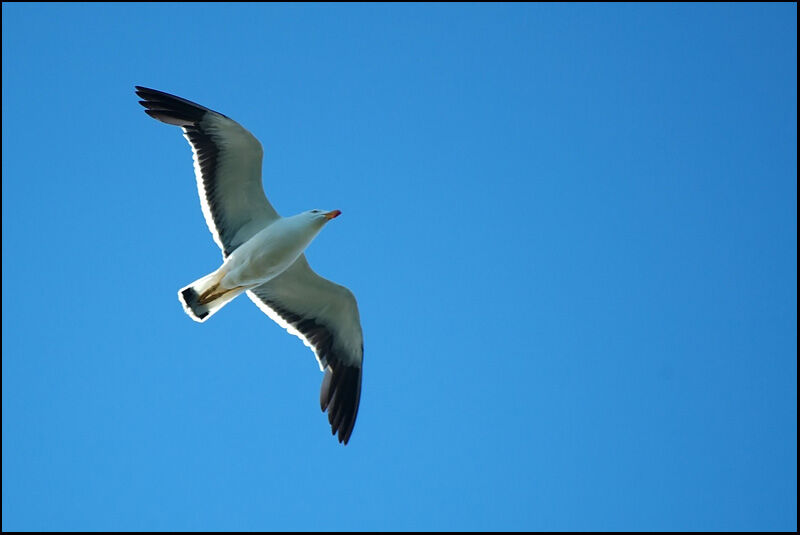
[218,220,318,288]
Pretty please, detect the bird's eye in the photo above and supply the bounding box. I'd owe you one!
[312,210,319,213]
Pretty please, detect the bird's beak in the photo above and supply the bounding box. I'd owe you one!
[325,210,342,220]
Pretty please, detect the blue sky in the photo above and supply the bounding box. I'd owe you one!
[2,3,796,531]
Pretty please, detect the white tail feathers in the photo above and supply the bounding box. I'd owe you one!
[178,270,245,322]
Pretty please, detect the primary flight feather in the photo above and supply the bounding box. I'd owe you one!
[135,86,363,445]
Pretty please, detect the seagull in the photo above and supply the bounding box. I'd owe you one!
[135,86,363,445]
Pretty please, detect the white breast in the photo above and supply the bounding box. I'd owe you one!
[220,217,322,288]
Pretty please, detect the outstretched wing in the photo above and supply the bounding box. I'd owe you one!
[136,86,279,257]
[247,256,364,445]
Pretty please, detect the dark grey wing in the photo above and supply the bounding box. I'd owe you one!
[136,86,279,257]
[247,256,364,445]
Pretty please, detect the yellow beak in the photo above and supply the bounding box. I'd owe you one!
[325,210,342,220]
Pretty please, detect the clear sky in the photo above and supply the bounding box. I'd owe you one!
[2,3,796,531]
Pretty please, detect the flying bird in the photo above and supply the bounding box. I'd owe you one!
[135,86,363,445]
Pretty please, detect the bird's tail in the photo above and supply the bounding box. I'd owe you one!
[178,269,245,322]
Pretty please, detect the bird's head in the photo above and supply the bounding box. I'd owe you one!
[306,209,342,225]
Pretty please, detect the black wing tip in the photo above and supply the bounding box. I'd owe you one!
[134,85,221,126]
[320,363,362,445]
[255,296,362,446]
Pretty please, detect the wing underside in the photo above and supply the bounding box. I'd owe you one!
[136,86,279,257]
[248,256,364,444]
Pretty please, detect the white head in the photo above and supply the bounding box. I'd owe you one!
[300,209,342,228]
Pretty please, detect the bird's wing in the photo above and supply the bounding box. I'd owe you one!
[136,86,279,257]
[247,255,364,445]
